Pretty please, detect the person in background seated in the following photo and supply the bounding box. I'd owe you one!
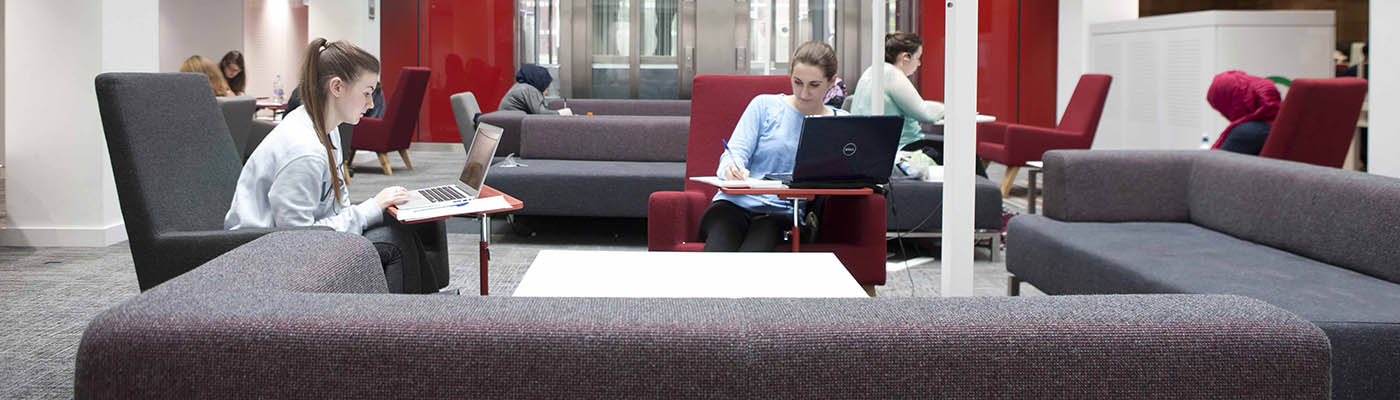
[179,55,233,97]
[849,32,944,154]
[219,50,247,96]
[700,41,847,252]
[225,38,449,294]
[1206,70,1281,155]
[498,64,570,115]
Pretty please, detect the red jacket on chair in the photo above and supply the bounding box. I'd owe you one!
[647,74,889,286]
[352,67,431,154]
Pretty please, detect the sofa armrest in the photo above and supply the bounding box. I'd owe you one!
[648,190,709,250]
[976,121,1010,144]
[1042,150,1196,222]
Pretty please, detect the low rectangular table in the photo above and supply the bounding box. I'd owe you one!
[513,250,868,298]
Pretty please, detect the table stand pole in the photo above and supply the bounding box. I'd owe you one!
[480,214,491,295]
[791,198,801,252]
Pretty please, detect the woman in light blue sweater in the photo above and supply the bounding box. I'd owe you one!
[702,41,847,252]
[225,39,447,294]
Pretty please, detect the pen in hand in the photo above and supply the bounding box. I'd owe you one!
[720,138,747,180]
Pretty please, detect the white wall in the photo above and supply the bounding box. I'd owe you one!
[244,0,307,99]
[3,0,157,246]
[1371,0,1397,177]
[307,0,380,58]
[159,0,243,72]
[1057,0,1136,119]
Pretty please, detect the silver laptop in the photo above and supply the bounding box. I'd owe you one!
[397,122,504,211]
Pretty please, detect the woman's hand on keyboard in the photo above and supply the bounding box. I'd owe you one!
[375,186,411,209]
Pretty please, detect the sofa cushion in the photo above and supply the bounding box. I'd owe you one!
[477,110,527,156]
[520,116,688,162]
[1007,215,1400,324]
[886,177,1003,231]
[486,159,685,218]
[1188,152,1400,284]
[547,99,691,116]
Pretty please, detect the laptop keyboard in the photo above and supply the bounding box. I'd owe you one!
[420,185,469,203]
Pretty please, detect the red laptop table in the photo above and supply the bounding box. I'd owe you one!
[717,187,875,252]
[388,185,523,296]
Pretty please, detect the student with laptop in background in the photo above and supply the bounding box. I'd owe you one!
[703,41,847,252]
[224,38,449,294]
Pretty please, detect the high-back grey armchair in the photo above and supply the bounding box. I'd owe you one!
[450,91,482,157]
[215,96,257,162]
[95,72,323,291]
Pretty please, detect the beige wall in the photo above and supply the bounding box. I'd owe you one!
[159,0,244,72]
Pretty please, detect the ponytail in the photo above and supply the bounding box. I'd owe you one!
[297,38,380,203]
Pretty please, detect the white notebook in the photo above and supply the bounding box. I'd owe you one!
[689,176,786,189]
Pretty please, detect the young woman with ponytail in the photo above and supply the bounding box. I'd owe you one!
[224,38,450,294]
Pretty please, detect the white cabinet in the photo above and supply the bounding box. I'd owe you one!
[1088,11,1334,150]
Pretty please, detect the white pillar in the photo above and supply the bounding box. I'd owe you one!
[1371,0,1398,177]
[941,0,976,297]
[2,0,157,246]
[870,0,884,115]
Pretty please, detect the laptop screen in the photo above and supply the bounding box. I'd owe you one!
[458,122,504,198]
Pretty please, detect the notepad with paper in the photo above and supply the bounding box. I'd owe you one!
[395,195,512,222]
[689,176,786,189]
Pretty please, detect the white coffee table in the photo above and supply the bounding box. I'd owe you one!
[513,250,868,298]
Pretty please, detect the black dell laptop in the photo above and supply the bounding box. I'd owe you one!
[766,115,903,189]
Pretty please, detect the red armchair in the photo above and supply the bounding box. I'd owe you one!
[350,67,431,175]
[648,74,889,289]
[1258,78,1367,168]
[977,74,1111,196]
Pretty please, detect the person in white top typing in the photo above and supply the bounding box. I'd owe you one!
[224,38,448,294]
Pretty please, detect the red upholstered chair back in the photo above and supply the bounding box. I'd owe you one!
[381,67,431,149]
[1258,78,1368,168]
[1055,74,1113,146]
[685,74,792,197]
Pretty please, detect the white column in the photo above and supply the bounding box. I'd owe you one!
[1056,0,1136,118]
[941,0,976,297]
[1371,0,1398,177]
[2,0,156,246]
[870,0,884,115]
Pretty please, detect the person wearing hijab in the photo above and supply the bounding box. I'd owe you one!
[1206,70,1282,155]
[498,64,569,115]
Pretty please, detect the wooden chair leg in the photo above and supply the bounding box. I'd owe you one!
[341,163,352,185]
[398,149,413,170]
[377,152,393,175]
[1000,165,1020,197]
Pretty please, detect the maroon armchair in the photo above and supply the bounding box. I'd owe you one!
[977,74,1111,196]
[648,74,889,290]
[1257,78,1367,168]
[350,66,431,175]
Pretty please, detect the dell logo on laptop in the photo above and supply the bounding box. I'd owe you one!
[843,143,858,156]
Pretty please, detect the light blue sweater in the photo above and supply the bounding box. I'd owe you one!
[714,94,845,215]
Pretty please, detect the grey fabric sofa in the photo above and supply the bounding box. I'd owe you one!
[547,98,691,116]
[486,115,689,218]
[1007,149,1400,400]
[76,231,1331,398]
[884,177,1005,258]
[214,96,256,161]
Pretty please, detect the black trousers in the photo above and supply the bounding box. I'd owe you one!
[363,214,448,294]
[698,200,788,252]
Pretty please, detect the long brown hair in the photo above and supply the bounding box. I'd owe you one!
[179,55,232,96]
[219,50,246,94]
[298,38,380,202]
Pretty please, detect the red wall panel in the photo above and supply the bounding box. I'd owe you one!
[382,0,515,143]
[918,0,1057,126]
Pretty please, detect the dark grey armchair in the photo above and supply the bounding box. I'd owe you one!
[95,72,326,291]
[214,96,256,162]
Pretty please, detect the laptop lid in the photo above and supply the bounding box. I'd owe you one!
[791,115,903,185]
[459,122,504,198]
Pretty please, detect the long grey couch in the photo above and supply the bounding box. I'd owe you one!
[480,99,691,156]
[486,115,688,218]
[1007,149,1400,400]
[77,231,1330,398]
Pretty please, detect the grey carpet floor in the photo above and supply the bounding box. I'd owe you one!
[0,148,1041,398]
